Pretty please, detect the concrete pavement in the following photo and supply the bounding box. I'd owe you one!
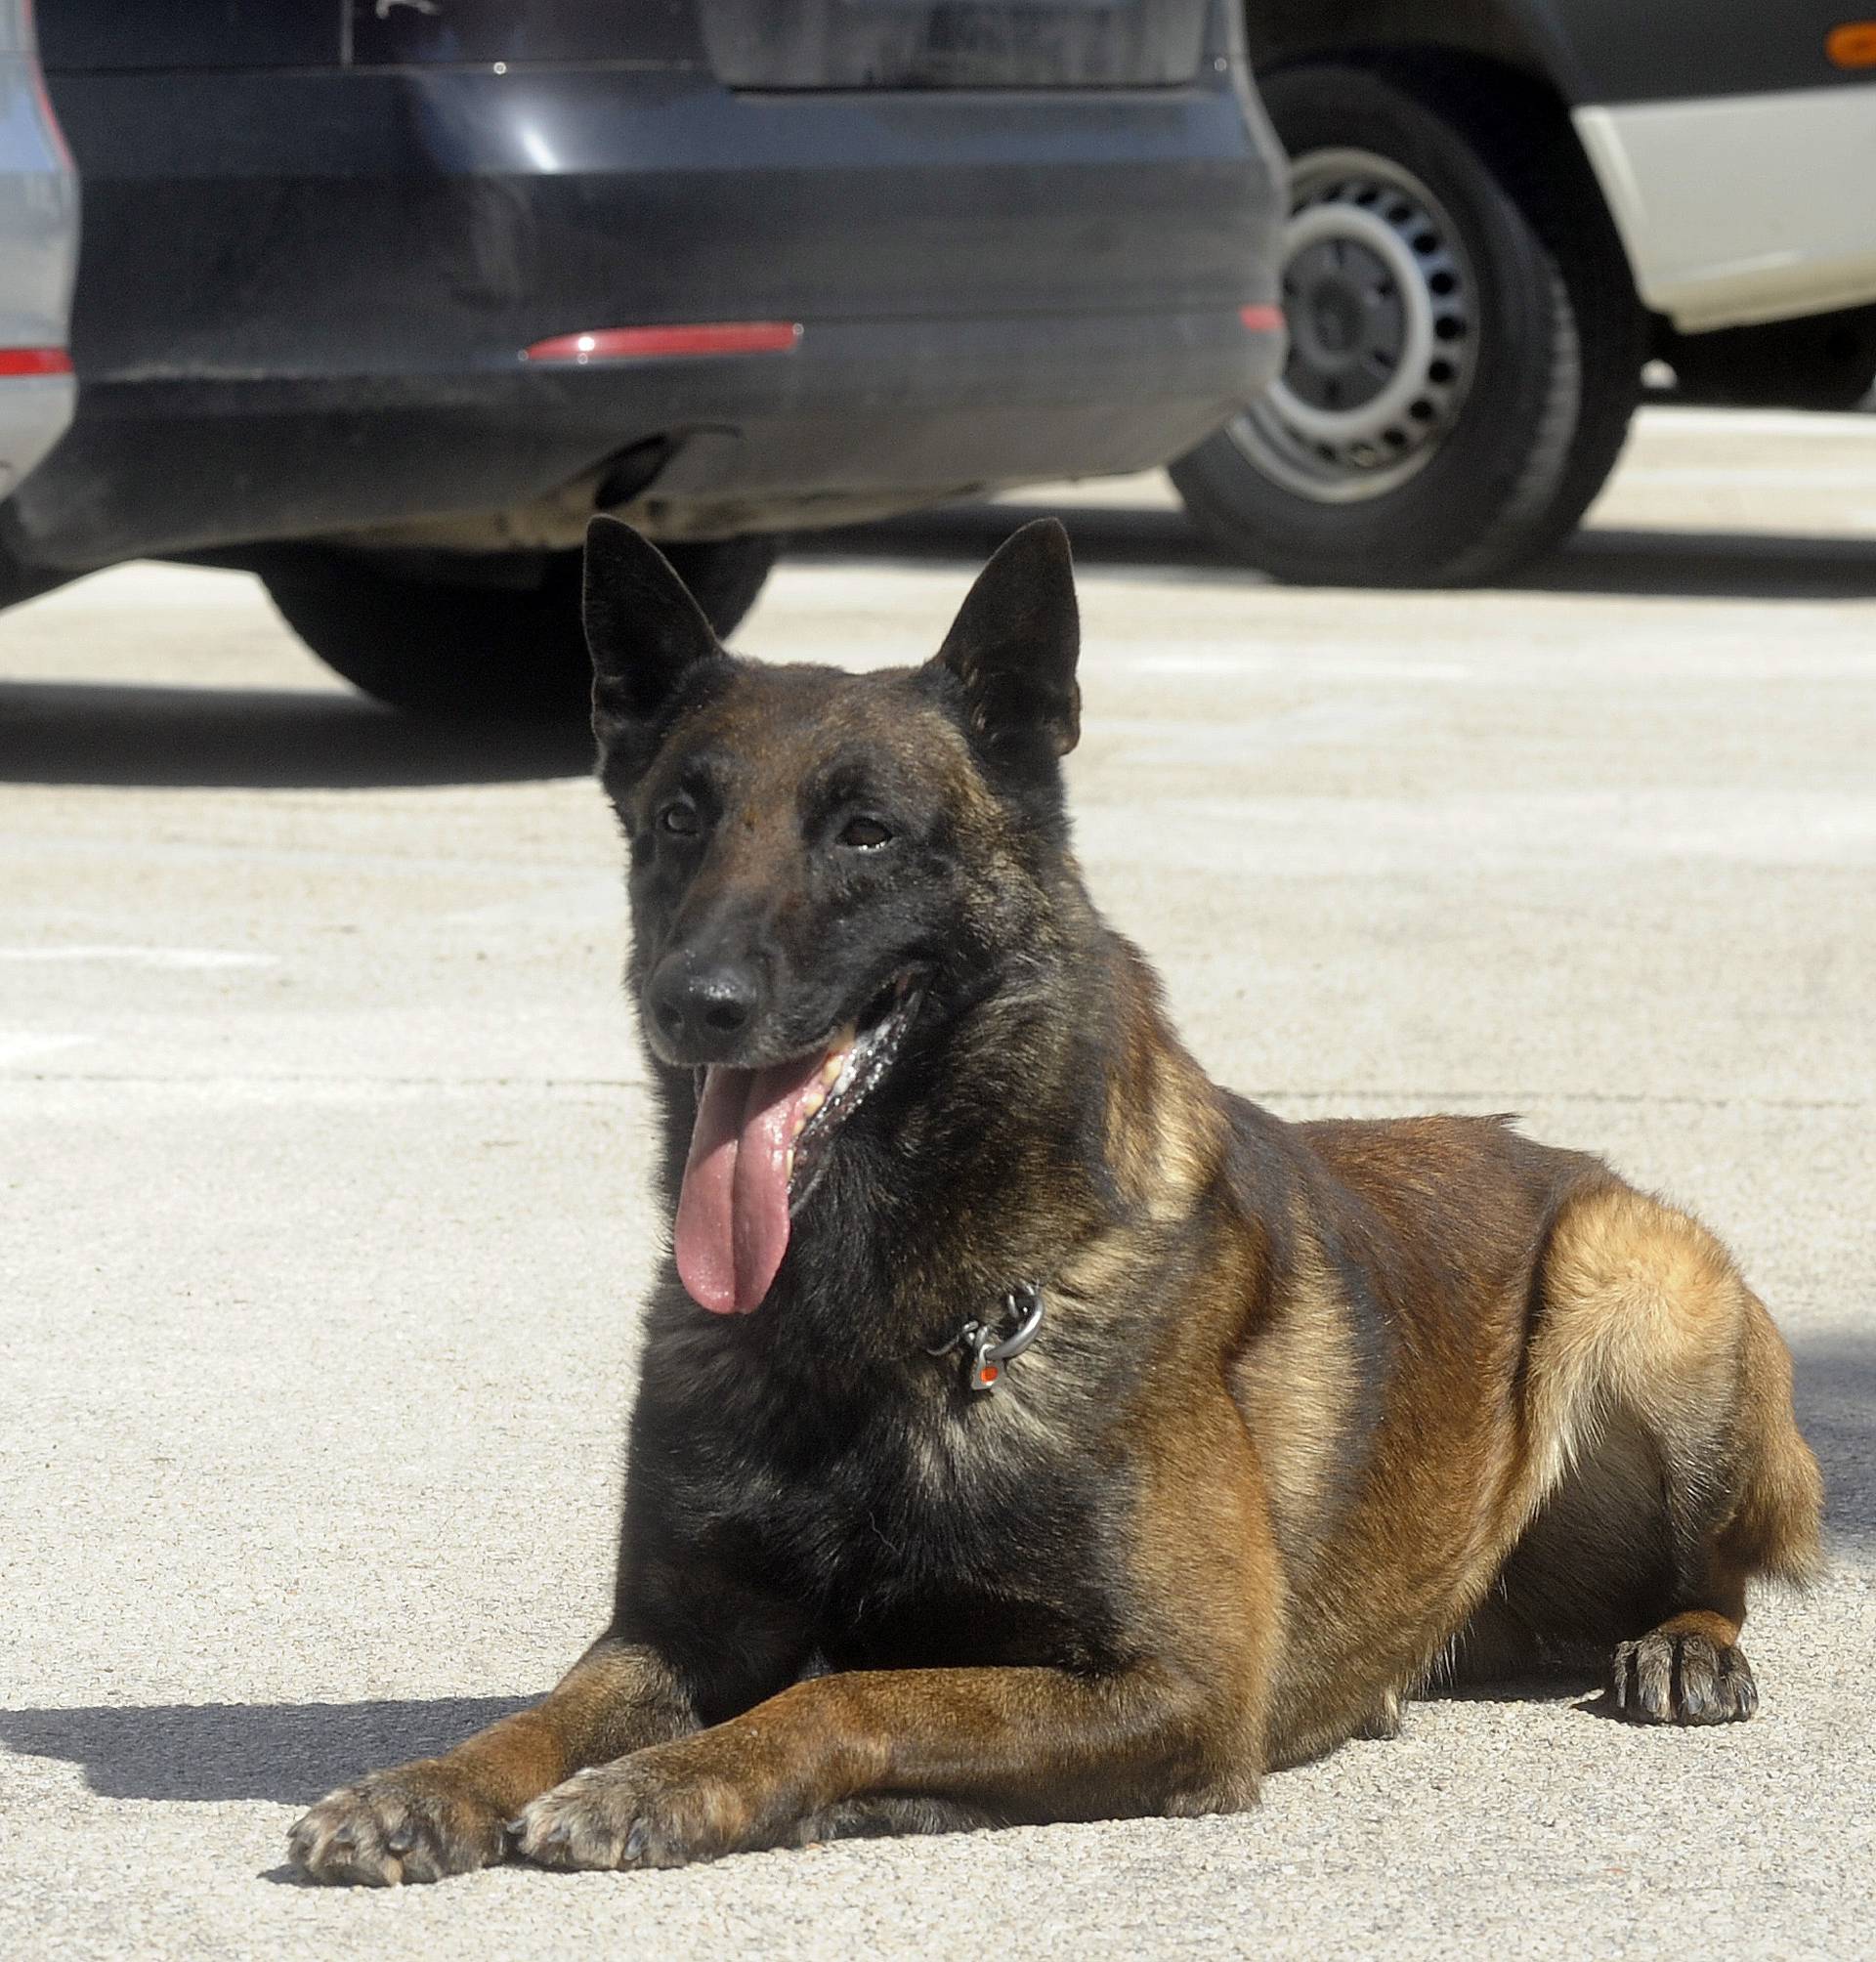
[2,407,1873,1958]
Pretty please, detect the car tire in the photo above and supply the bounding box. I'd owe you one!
[263,534,779,717]
[1171,59,1643,587]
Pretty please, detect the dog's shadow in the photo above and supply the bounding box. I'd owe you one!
[1428,1668,1615,1726]
[6,1347,1864,1826]
[0,1676,1616,1818]
[0,1695,530,1808]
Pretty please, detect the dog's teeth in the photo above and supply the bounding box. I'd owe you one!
[785,1146,795,1179]
[821,1053,846,1086]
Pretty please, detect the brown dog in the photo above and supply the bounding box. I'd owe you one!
[290,516,1823,1885]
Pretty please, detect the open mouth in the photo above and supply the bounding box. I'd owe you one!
[672,971,924,1315]
[784,970,923,1212]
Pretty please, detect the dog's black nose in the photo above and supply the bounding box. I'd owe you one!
[648,955,761,1060]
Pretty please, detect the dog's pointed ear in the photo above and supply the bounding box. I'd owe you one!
[928,518,1081,763]
[584,515,727,770]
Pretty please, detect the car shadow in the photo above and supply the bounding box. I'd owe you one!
[0,1695,532,1806]
[6,508,1867,792]
[0,682,597,789]
[797,502,1225,574]
[800,501,1876,603]
[1519,528,1876,602]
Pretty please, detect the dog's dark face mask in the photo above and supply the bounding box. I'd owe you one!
[584,515,1081,1317]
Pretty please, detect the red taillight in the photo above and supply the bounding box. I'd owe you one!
[0,347,73,376]
[523,322,803,363]
[1239,305,1284,333]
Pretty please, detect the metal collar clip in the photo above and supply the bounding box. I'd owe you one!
[927,1281,1045,1393]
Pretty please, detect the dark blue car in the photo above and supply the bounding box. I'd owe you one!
[0,1,1286,712]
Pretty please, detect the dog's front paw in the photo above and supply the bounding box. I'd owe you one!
[1608,1631,1759,1726]
[512,1746,770,1871]
[288,1760,507,1886]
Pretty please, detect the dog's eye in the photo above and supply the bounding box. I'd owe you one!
[839,816,893,850]
[658,801,701,837]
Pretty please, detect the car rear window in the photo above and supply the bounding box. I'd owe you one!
[704,1,1212,89]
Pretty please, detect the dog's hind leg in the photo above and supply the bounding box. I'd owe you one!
[1481,1181,1822,1725]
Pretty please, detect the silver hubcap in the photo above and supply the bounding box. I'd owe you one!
[1229,149,1477,503]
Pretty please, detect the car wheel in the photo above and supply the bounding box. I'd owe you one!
[1171,60,1643,586]
[264,534,779,717]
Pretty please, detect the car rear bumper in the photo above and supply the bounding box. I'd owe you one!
[13,303,1283,564]
[15,60,1285,567]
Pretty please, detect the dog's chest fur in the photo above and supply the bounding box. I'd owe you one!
[635,1310,1135,1677]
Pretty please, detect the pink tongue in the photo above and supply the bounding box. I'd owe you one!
[673,1052,829,1313]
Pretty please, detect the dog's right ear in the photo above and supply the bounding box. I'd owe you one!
[583,515,727,776]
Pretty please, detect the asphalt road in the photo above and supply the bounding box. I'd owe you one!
[3,408,1873,1959]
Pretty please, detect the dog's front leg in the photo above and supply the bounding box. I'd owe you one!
[289,1635,697,1885]
[513,1659,1258,1870]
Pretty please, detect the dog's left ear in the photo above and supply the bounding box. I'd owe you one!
[927,517,1081,763]
[584,515,729,774]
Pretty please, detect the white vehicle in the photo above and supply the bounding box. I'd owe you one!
[1177,3,1876,584]
[0,0,76,503]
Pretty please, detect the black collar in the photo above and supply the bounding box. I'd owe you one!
[925,1282,1045,1393]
